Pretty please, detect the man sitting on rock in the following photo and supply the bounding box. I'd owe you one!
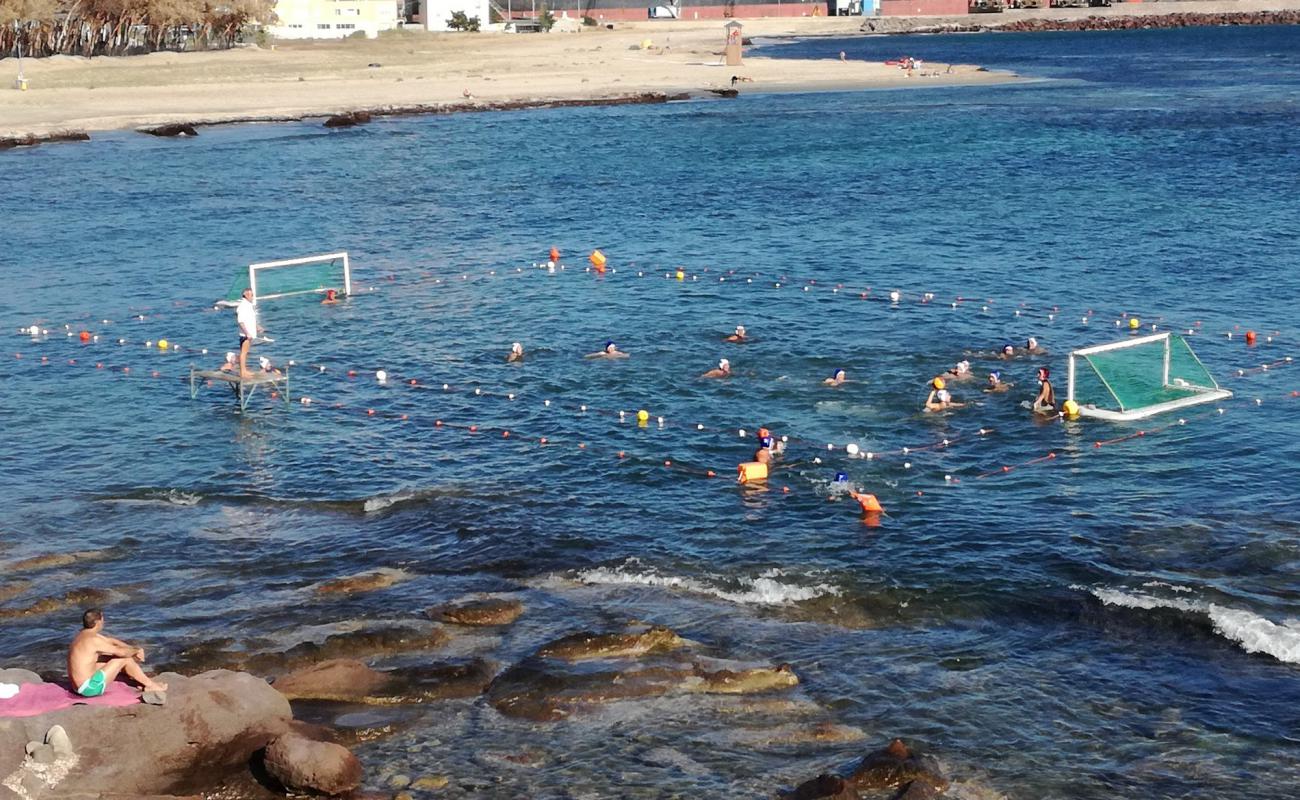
[68,608,167,697]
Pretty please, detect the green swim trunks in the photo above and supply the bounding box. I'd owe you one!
[77,670,106,698]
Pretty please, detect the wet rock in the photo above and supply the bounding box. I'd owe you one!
[427,596,523,627]
[0,130,90,149]
[687,661,798,694]
[0,579,31,603]
[535,625,686,660]
[240,625,448,675]
[324,110,372,128]
[848,738,947,794]
[0,670,291,795]
[273,657,494,703]
[0,667,43,684]
[708,88,739,98]
[786,773,857,800]
[0,587,114,620]
[412,774,450,789]
[264,731,363,795]
[315,569,406,595]
[388,773,411,788]
[140,123,199,137]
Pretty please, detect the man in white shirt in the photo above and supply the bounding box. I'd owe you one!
[235,288,261,379]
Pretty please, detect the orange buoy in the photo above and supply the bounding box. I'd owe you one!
[589,250,607,273]
[1245,330,1257,345]
[854,493,884,513]
[78,331,90,342]
[549,246,560,262]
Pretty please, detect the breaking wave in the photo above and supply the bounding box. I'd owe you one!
[1078,585,1300,664]
[568,560,841,606]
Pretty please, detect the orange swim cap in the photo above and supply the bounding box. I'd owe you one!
[932,377,945,390]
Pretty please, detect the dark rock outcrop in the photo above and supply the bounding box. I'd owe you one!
[535,625,686,660]
[273,658,494,704]
[0,131,90,150]
[323,110,372,128]
[426,596,524,627]
[139,123,199,137]
[785,739,949,800]
[263,731,362,796]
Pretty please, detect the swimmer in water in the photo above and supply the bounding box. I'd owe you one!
[924,377,965,412]
[754,436,774,465]
[507,342,524,363]
[1032,366,1056,414]
[823,368,847,386]
[258,356,283,377]
[944,360,974,382]
[218,351,237,373]
[585,341,629,359]
[725,325,748,343]
[999,344,1016,360]
[702,358,731,379]
[321,288,339,305]
[984,370,1012,393]
[1025,336,1046,355]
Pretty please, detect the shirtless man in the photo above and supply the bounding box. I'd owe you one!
[925,377,965,412]
[507,342,525,363]
[985,370,1012,393]
[68,608,167,697]
[321,288,339,305]
[823,368,847,386]
[1033,367,1056,414]
[725,325,747,343]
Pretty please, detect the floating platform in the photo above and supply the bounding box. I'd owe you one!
[190,367,290,411]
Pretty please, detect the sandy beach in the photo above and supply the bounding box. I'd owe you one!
[1,18,1005,138]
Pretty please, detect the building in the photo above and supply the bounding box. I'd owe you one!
[269,0,400,39]
[422,0,493,30]
[879,0,967,13]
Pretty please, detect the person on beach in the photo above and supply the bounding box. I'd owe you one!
[925,378,965,412]
[507,342,525,363]
[68,608,167,697]
[985,370,1012,393]
[702,358,731,379]
[585,341,628,359]
[236,287,262,380]
[824,369,847,386]
[725,325,748,343]
[321,288,339,305]
[1033,367,1056,414]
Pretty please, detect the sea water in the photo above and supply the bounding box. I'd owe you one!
[2,24,1299,799]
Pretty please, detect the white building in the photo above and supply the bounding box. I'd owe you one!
[270,0,400,39]
[422,0,492,31]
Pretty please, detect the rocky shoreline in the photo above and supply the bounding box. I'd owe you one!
[861,8,1300,35]
[0,582,957,799]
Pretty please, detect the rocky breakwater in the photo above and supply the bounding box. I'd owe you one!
[0,669,301,799]
[486,624,801,721]
[861,9,1300,35]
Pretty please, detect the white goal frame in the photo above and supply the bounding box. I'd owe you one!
[248,251,351,304]
[1067,332,1232,421]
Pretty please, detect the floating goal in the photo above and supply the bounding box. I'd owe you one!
[225,252,351,303]
[1067,332,1231,421]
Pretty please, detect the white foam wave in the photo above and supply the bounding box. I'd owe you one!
[363,490,424,513]
[573,564,840,606]
[1077,585,1300,664]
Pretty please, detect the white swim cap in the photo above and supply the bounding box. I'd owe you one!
[719,358,730,369]
[957,360,970,373]
[1028,337,1038,349]
[258,356,270,369]
[736,325,746,334]
[225,351,236,363]
[512,342,522,353]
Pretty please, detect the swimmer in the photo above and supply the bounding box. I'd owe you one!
[507,342,525,363]
[1025,336,1046,355]
[1032,366,1056,414]
[984,370,1012,393]
[702,358,732,379]
[999,344,1016,360]
[585,341,629,359]
[944,360,974,382]
[258,356,283,377]
[218,351,237,373]
[924,377,965,412]
[823,369,847,386]
[754,436,774,465]
[321,288,339,305]
[725,325,748,343]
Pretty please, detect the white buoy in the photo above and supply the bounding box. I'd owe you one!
[846,443,860,456]
[738,429,746,437]
[376,370,387,384]
[890,291,901,303]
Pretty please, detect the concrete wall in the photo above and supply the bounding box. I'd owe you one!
[879,0,967,14]
[424,0,493,30]
[572,4,829,21]
[270,0,401,38]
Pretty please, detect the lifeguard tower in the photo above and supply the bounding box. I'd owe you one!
[724,21,743,67]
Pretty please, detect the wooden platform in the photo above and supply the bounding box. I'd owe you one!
[190,367,289,411]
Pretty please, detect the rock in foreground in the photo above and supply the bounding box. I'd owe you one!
[264,731,362,795]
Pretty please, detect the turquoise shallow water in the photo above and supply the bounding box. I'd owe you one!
[3,24,1300,799]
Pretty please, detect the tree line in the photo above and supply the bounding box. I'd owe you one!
[1,0,276,58]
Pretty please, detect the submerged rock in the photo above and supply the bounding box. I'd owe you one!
[323,110,372,128]
[273,657,494,704]
[535,625,686,660]
[427,596,524,627]
[315,569,406,595]
[0,587,114,620]
[140,123,199,137]
[264,731,362,795]
[786,739,949,800]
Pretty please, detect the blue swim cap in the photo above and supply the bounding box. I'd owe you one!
[990,370,1001,381]
[605,340,615,348]
[834,471,848,482]
[760,436,773,448]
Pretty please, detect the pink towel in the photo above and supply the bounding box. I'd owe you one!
[0,681,141,718]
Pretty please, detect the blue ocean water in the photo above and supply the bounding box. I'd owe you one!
[3,25,1300,798]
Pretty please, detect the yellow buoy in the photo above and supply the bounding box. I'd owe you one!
[157,339,169,351]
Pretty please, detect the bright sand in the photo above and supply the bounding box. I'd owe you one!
[0,17,1008,137]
